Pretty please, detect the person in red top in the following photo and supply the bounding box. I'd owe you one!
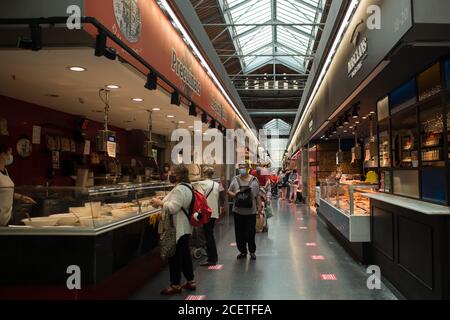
[254,167,268,188]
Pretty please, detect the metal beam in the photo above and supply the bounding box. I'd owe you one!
[203,23,325,27]
[289,0,324,13]
[218,54,314,57]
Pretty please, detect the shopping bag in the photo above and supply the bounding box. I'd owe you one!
[158,209,176,259]
[256,213,265,233]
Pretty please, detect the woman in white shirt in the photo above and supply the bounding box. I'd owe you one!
[151,164,196,295]
[197,166,224,266]
[0,144,35,226]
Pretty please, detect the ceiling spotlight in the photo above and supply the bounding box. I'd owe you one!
[179,121,185,124]
[189,104,197,117]
[343,112,350,125]
[167,115,175,118]
[171,91,181,106]
[362,116,367,120]
[201,112,208,124]
[106,84,120,89]
[145,72,158,90]
[370,111,376,115]
[68,66,86,72]
[152,107,160,111]
[352,104,360,119]
[95,31,107,57]
[104,47,117,60]
[132,98,144,102]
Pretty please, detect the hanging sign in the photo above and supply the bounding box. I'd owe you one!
[171,49,201,96]
[348,37,368,78]
[106,135,117,158]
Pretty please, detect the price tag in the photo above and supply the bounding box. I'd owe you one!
[107,142,116,158]
[32,126,41,144]
[83,140,91,155]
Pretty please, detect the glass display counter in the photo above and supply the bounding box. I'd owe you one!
[0,182,177,286]
[319,180,377,242]
[1,182,174,235]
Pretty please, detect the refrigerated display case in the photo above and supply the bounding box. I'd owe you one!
[0,182,175,286]
[319,180,377,242]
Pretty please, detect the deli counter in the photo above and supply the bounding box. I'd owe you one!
[319,180,377,242]
[0,182,174,287]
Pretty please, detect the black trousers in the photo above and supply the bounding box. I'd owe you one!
[168,234,194,286]
[234,213,257,255]
[203,218,218,263]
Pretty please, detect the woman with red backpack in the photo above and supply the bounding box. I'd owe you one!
[151,164,197,295]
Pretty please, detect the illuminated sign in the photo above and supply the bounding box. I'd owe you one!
[348,37,368,78]
[171,49,201,96]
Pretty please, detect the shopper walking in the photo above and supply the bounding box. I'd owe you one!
[279,170,289,201]
[269,170,279,198]
[228,163,262,261]
[288,170,299,204]
[198,166,223,266]
[151,164,196,295]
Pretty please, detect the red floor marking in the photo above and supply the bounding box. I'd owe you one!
[230,243,237,247]
[320,274,337,281]
[312,255,325,260]
[185,295,207,300]
[208,265,224,270]
[306,242,317,246]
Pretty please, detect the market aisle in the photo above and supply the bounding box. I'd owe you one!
[132,200,397,300]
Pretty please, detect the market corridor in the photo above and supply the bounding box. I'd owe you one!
[132,201,398,300]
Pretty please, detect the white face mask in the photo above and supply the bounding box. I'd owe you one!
[4,154,13,166]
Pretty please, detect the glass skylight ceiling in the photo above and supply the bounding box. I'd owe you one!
[220,0,325,74]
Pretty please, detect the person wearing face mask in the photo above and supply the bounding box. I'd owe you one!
[0,144,35,226]
[228,162,262,261]
[160,163,170,182]
[151,164,196,295]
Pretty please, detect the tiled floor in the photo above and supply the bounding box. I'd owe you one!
[132,200,397,300]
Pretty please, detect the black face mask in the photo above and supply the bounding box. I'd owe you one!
[169,175,177,184]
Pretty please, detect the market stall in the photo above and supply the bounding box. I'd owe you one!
[290,0,450,299]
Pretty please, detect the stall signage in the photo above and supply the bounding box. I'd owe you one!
[348,37,368,78]
[171,49,201,96]
[85,0,238,129]
[211,99,227,122]
[112,0,141,43]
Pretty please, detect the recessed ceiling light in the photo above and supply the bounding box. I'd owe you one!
[370,111,376,115]
[167,115,175,118]
[179,121,185,124]
[132,98,144,102]
[68,66,86,72]
[362,116,367,120]
[106,85,120,89]
[188,126,194,129]
[152,108,161,111]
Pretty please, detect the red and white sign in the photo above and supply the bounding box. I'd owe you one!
[320,274,337,281]
[186,295,207,301]
[208,265,224,270]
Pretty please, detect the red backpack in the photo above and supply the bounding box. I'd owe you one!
[179,183,212,227]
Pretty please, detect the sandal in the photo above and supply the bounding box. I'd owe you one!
[160,285,182,295]
[182,281,197,291]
